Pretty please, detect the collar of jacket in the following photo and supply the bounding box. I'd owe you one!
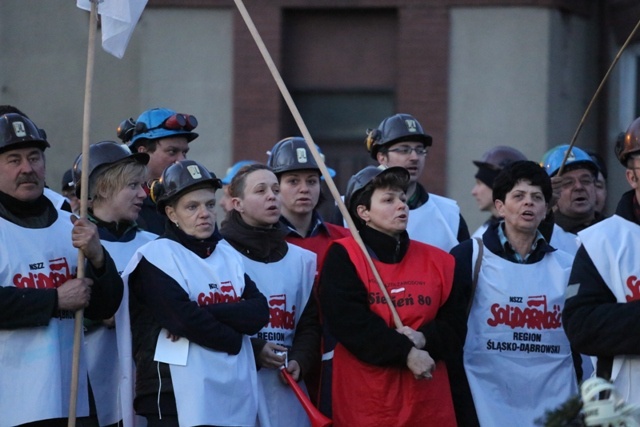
[162,220,221,258]
[360,225,409,264]
[89,210,141,241]
[482,221,555,264]
[615,189,640,225]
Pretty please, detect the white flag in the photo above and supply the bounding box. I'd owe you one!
[77,0,147,59]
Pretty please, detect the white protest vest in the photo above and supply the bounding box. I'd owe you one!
[86,230,156,427]
[406,193,460,251]
[464,244,577,427]
[550,224,580,257]
[44,187,68,211]
[471,222,489,240]
[579,215,640,404]
[0,212,89,427]
[222,240,316,427]
[120,238,259,427]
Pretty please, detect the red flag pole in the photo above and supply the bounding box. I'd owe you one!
[232,0,402,328]
[68,1,97,425]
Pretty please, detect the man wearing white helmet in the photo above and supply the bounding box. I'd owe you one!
[116,108,199,234]
[364,113,469,251]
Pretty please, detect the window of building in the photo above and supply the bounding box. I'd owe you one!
[281,9,397,193]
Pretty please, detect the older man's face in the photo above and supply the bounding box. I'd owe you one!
[555,168,596,219]
[0,147,46,202]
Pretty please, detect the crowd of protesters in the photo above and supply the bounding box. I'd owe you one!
[3,103,637,427]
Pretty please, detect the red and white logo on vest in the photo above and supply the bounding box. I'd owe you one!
[625,275,640,302]
[487,295,562,330]
[13,257,74,289]
[268,293,295,330]
[484,295,564,355]
[197,280,240,305]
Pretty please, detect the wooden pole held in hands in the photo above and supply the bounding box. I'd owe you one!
[68,1,97,425]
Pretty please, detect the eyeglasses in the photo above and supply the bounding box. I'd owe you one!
[386,146,428,156]
[560,176,595,189]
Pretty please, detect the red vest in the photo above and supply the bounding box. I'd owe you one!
[285,223,350,286]
[286,223,351,405]
[332,237,457,427]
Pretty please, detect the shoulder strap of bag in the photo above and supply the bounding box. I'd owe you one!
[467,237,484,316]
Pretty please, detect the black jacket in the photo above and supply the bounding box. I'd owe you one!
[563,190,640,379]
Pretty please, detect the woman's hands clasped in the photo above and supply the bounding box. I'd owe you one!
[398,326,434,380]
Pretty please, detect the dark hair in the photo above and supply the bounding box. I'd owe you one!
[585,149,608,180]
[349,168,409,229]
[493,160,552,204]
[135,138,159,153]
[227,163,272,199]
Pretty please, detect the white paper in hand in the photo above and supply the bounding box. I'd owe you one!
[154,328,189,366]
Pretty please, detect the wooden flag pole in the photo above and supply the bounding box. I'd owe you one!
[68,1,98,425]
[557,15,640,176]
[232,0,402,328]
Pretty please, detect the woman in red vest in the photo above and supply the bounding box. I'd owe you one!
[319,166,468,427]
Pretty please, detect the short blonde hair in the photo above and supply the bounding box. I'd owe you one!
[91,160,147,205]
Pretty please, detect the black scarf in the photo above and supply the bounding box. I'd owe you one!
[220,210,288,263]
[0,190,57,228]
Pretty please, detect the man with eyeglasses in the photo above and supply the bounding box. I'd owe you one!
[537,145,604,383]
[542,144,603,235]
[563,116,640,407]
[363,113,469,251]
[116,108,199,234]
